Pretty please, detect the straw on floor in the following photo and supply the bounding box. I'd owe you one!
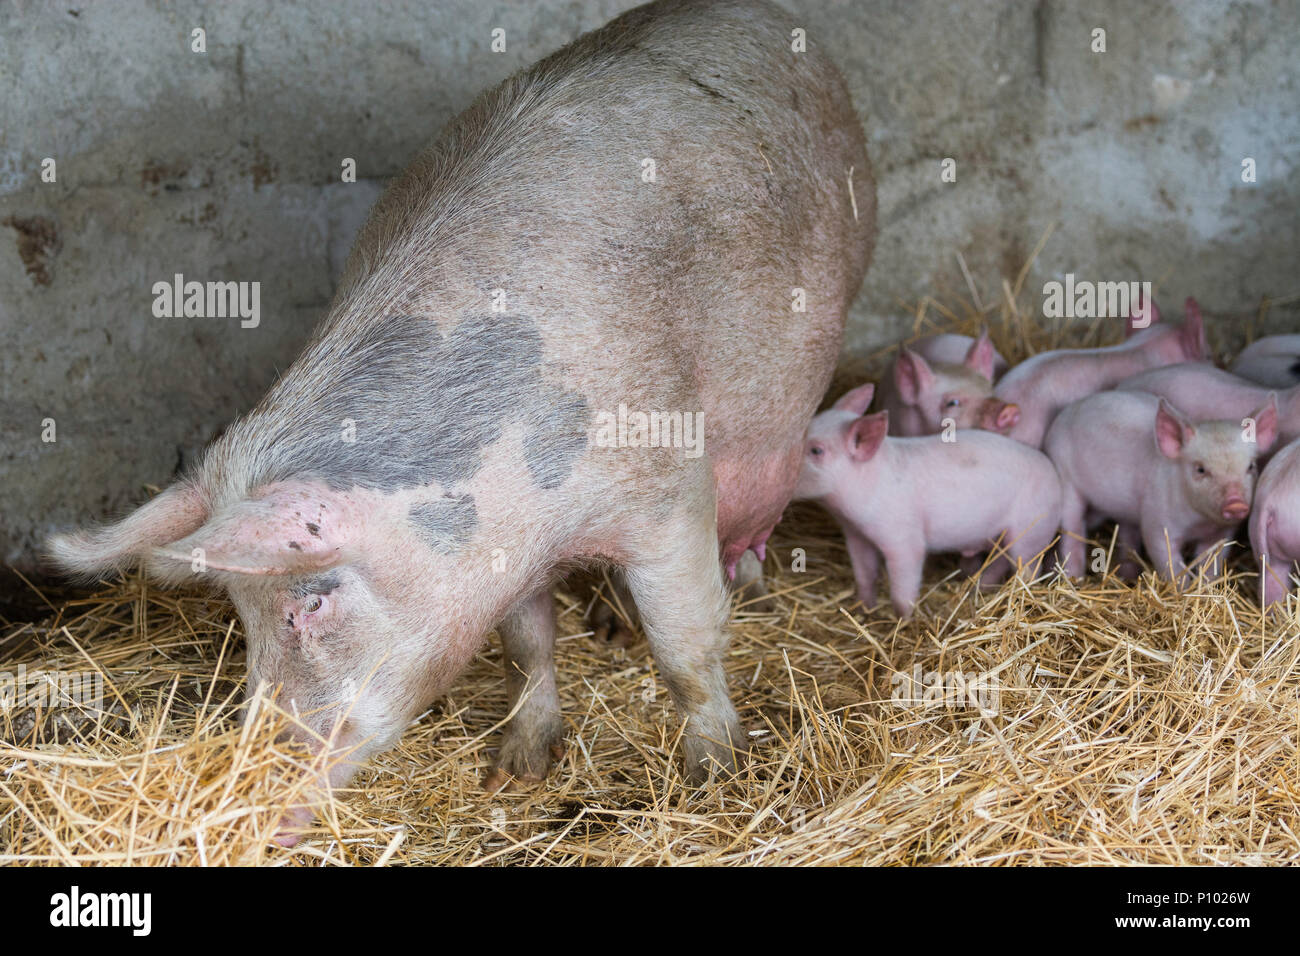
[4,258,1298,866]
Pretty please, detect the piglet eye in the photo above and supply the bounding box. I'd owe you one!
[809,444,824,457]
[303,596,323,613]
[1195,464,1207,476]
[945,398,961,408]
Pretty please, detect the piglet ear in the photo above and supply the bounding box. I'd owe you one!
[1127,291,1160,336]
[150,484,354,579]
[847,411,889,462]
[1154,399,1195,460]
[894,349,934,404]
[963,328,997,382]
[1180,297,1207,360]
[832,382,876,415]
[47,483,207,581]
[1247,394,1279,453]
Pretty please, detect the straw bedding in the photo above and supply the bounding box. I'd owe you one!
[3,261,1299,866]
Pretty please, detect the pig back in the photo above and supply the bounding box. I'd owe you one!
[214,0,873,556]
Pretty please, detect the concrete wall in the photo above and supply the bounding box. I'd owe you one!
[1,0,1297,571]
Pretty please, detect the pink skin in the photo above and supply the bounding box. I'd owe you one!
[1230,335,1300,390]
[1044,390,1278,582]
[876,328,1021,436]
[995,295,1207,448]
[907,332,1010,379]
[1249,438,1300,606]
[1118,361,1300,447]
[795,384,1062,619]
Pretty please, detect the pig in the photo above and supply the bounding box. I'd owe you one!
[1045,390,1278,581]
[906,331,1010,379]
[1249,437,1300,606]
[1119,362,1300,446]
[994,295,1206,448]
[46,0,875,841]
[875,328,1021,435]
[1230,334,1300,390]
[794,383,1061,619]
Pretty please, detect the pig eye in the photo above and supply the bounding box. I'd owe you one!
[302,595,324,614]
[1194,463,1208,477]
[945,398,961,409]
[809,444,825,458]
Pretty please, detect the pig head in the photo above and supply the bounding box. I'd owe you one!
[878,329,1020,435]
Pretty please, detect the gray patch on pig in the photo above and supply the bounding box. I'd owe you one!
[410,495,478,553]
[251,313,589,493]
[527,391,590,489]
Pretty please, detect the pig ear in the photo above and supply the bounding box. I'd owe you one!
[1248,394,1279,453]
[847,411,889,462]
[1127,292,1160,336]
[46,483,208,582]
[1180,297,1207,360]
[832,382,876,415]
[1154,399,1195,459]
[149,485,353,580]
[894,349,934,404]
[963,328,996,382]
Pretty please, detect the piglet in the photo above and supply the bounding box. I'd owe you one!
[1045,390,1278,581]
[995,295,1206,448]
[1249,437,1300,606]
[1230,335,1300,390]
[1118,361,1300,446]
[875,329,1020,435]
[795,383,1061,618]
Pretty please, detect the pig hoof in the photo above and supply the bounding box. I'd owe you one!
[593,618,639,648]
[682,730,747,785]
[485,736,565,793]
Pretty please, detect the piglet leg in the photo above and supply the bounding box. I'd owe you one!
[843,528,880,609]
[485,587,566,792]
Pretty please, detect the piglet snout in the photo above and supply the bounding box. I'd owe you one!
[273,804,315,847]
[1221,498,1250,522]
[980,400,1021,434]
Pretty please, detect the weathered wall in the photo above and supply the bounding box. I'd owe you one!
[1,0,1297,571]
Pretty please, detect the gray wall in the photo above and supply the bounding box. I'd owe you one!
[1,0,1297,571]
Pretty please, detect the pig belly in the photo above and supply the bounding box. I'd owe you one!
[715,445,801,573]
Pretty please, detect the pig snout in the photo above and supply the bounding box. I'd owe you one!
[980,400,1021,434]
[273,805,316,848]
[1221,496,1250,522]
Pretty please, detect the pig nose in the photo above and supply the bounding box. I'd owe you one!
[1221,498,1249,522]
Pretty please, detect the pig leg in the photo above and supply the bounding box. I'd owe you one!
[1259,554,1295,607]
[1057,485,1088,578]
[622,519,744,783]
[1142,519,1187,582]
[1005,518,1057,583]
[881,539,926,619]
[484,588,566,792]
[1115,523,1144,580]
[843,528,880,608]
[1190,535,1232,581]
[590,572,640,648]
[732,550,773,612]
